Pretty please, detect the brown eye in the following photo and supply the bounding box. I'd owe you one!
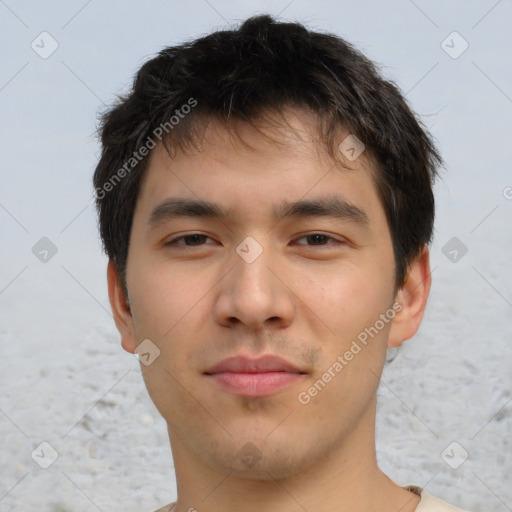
[294,233,342,246]
[166,234,214,246]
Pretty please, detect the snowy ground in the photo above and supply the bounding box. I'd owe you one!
[1,1,511,511]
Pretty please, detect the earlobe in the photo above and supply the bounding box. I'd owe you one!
[387,246,432,348]
[107,260,138,354]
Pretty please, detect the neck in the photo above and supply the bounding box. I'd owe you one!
[168,399,420,512]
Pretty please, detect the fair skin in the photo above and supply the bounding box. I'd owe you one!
[108,110,431,512]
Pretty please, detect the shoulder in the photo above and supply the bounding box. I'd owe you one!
[154,493,471,512]
[406,486,470,512]
[154,504,175,512]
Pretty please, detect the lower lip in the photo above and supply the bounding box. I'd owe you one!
[208,372,304,397]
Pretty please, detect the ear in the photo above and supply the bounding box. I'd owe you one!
[107,260,137,354]
[388,246,432,348]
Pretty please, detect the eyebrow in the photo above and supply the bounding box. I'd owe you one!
[147,195,370,228]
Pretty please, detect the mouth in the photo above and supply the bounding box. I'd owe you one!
[204,355,307,397]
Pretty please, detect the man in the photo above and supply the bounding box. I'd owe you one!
[93,14,469,512]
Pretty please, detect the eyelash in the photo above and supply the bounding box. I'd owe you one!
[165,233,345,248]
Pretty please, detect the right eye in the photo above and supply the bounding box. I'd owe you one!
[165,233,216,247]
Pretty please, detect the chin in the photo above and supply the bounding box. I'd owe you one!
[199,435,316,481]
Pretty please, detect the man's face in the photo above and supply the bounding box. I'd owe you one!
[122,111,401,478]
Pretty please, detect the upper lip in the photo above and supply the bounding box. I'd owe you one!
[204,355,305,374]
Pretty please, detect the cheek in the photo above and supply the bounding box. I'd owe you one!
[295,262,387,343]
[303,270,391,420]
[127,257,217,391]
[127,260,208,419]
[127,258,199,339]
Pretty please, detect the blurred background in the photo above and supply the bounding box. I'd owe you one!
[1,1,511,510]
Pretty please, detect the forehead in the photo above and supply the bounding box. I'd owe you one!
[134,110,385,229]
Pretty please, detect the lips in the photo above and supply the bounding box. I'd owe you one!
[204,355,306,397]
[205,355,305,374]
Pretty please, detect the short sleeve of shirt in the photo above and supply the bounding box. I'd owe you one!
[154,504,175,512]
[405,486,470,511]
[154,489,471,512]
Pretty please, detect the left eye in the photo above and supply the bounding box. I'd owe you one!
[294,234,341,246]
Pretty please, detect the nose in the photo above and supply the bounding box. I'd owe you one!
[212,241,295,331]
